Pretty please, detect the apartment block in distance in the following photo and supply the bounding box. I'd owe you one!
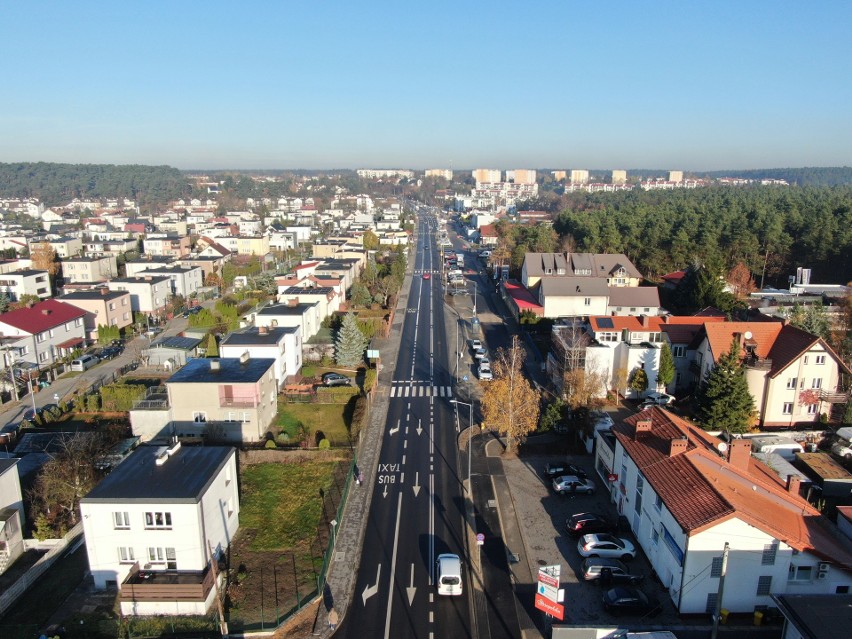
[80,444,238,615]
[570,169,590,185]
[472,168,502,185]
[612,170,628,185]
[425,169,453,180]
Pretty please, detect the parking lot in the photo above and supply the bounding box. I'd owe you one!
[499,439,682,627]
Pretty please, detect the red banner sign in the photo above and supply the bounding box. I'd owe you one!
[608,473,618,482]
[538,571,559,588]
[535,593,564,620]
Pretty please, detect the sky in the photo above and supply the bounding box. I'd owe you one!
[1,0,851,171]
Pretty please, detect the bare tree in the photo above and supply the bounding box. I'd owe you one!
[481,336,541,453]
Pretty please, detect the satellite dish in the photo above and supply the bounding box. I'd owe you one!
[717,442,728,454]
[744,331,753,340]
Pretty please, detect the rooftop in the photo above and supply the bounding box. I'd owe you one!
[257,301,319,316]
[61,289,128,301]
[81,444,235,503]
[0,299,87,334]
[221,326,297,346]
[167,356,275,384]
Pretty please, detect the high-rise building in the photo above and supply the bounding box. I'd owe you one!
[472,169,502,185]
[551,171,567,181]
[570,170,590,185]
[510,169,536,184]
[611,170,627,185]
[668,170,683,183]
[425,169,453,180]
[356,169,415,179]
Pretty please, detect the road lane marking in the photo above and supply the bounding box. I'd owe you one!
[362,563,381,606]
[383,492,404,639]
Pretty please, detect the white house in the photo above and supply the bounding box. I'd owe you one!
[108,275,172,316]
[0,458,25,576]
[594,408,852,615]
[253,301,322,342]
[277,286,340,320]
[0,299,87,369]
[0,269,51,301]
[80,443,239,616]
[220,325,301,389]
[131,265,204,299]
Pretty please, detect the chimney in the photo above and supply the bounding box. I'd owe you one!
[669,437,688,457]
[288,298,298,307]
[240,351,250,365]
[258,325,268,335]
[786,474,802,495]
[728,438,752,470]
[634,419,652,440]
[100,287,109,296]
[41,308,51,315]
[209,360,221,371]
[640,314,649,328]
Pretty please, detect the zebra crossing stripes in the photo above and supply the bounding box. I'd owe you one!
[389,385,452,398]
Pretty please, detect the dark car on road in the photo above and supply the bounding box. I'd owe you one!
[322,372,351,387]
[602,586,662,616]
[100,345,123,360]
[565,512,614,536]
[544,462,588,480]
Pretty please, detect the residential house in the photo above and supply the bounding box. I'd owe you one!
[220,325,301,389]
[143,336,204,368]
[478,224,499,247]
[176,255,230,282]
[33,237,83,259]
[0,299,87,369]
[693,322,850,427]
[521,252,643,292]
[313,259,361,291]
[108,276,171,316]
[79,444,238,615]
[594,408,852,615]
[195,239,232,260]
[253,301,322,342]
[216,235,270,256]
[772,594,852,639]
[124,256,176,277]
[165,356,278,442]
[60,288,133,339]
[83,238,138,257]
[277,286,340,320]
[143,234,191,258]
[0,269,51,301]
[129,265,203,299]
[0,458,25,576]
[61,255,118,283]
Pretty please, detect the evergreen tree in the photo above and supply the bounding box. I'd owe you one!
[629,367,649,396]
[657,342,676,390]
[350,282,372,308]
[335,312,368,367]
[697,336,755,434]
[0,292,10,313]
[205,333,219,357]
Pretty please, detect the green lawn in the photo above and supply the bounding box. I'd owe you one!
[239,461,340,551]
[275,402,350,442]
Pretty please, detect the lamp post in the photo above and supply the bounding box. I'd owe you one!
[450,399,473,492]
[329,519,338,553]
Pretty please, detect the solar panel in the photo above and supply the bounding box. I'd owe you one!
[597,318,614,329]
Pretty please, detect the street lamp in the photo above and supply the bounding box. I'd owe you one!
[450,399,473,492]
[329,519,338,552]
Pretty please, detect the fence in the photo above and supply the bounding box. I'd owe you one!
[0,521,84,619]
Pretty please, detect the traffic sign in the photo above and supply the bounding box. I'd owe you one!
[535,593,564,620]
[476,533,485,546]
[462,375,468,382]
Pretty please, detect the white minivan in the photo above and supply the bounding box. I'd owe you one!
[436,553,463,596]
[70,354,99,372]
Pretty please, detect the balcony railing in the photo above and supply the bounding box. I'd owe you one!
[219,398,258,408]
[743,356,772,370]
[120,563,215,602]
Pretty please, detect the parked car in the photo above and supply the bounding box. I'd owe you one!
[565,512,614,536]
[577,533,636,560]
[544,462,587,480]
[641,392,675,407]
[589,410,614,430]
[473,347,488,360]
[100,345,122,360]
[552,475,596,495]
[470,339,482,350]
[581,558,644,585]
[478,364,493,381]
[321,372,351,387]
[602,586,662,616]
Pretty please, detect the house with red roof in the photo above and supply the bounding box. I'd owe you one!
[478,224,498,247]
[0,299,87,370]
[693,322,850,428]
[595,407,852,615]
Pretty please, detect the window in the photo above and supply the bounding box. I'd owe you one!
[630,307,637,312]
[648,332,663,343]
[706,593,718,614]
[584,297,591,306]
[788,565,814,582]
[599,332,618,343]
[756,576,773,596]
[651,526,660,545]
[711,556,724,578]
[672,345,685,358]
[113,512,130,529]
[118,547,135,563]
[227,498,234,517]
[36,332,47,343]
[838,586,850,594]
[39,351,48,363]
[75,318,82,326]
[807,404,818,415]
[803,356,809,364]
[762,542,778,566]
[812,378,822,389]
[49,329,55,337]
[815,355,826,365]
[144,512,172,529]
[787,377,797,390]
[782,403,793,415]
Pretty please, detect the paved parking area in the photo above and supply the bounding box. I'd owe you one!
[500,446,681,627]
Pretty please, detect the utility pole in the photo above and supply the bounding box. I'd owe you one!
[710,542,730,639]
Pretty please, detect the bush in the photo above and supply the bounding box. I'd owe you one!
[318,439,331,450]
[363,368,378,392]
[86,394,101,412]
[99,383,147,412]
[264,439,277,449]
[276,433,290,445]
[315,386,359,404]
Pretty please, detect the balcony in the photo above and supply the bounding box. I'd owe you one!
[743,355,772,370]
[219,398,258,408]
[120,563,215,603]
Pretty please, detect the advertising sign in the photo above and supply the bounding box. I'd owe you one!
[534,593,565,620]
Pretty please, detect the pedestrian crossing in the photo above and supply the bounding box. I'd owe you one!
[390,384,453,398]
[413,269,440,275]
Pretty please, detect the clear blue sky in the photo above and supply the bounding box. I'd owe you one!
[1,0,850,171]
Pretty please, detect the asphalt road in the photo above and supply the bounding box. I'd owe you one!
[339,211,473,638]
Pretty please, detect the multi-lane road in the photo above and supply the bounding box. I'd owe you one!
[339,210,474,638]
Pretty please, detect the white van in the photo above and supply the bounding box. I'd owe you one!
[436,553,463,596]
[70,354,99,372]
[749,435,804,461]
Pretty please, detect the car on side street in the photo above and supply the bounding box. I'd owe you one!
[602,586,662,616]
[640,392,675,409]
[552,475,596,495]
[565,512,614,536]
[473,347,488,360]
[470,339,482,351]
[321,372,351,387]
[578,534,636,560]
[478,364,493,381]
